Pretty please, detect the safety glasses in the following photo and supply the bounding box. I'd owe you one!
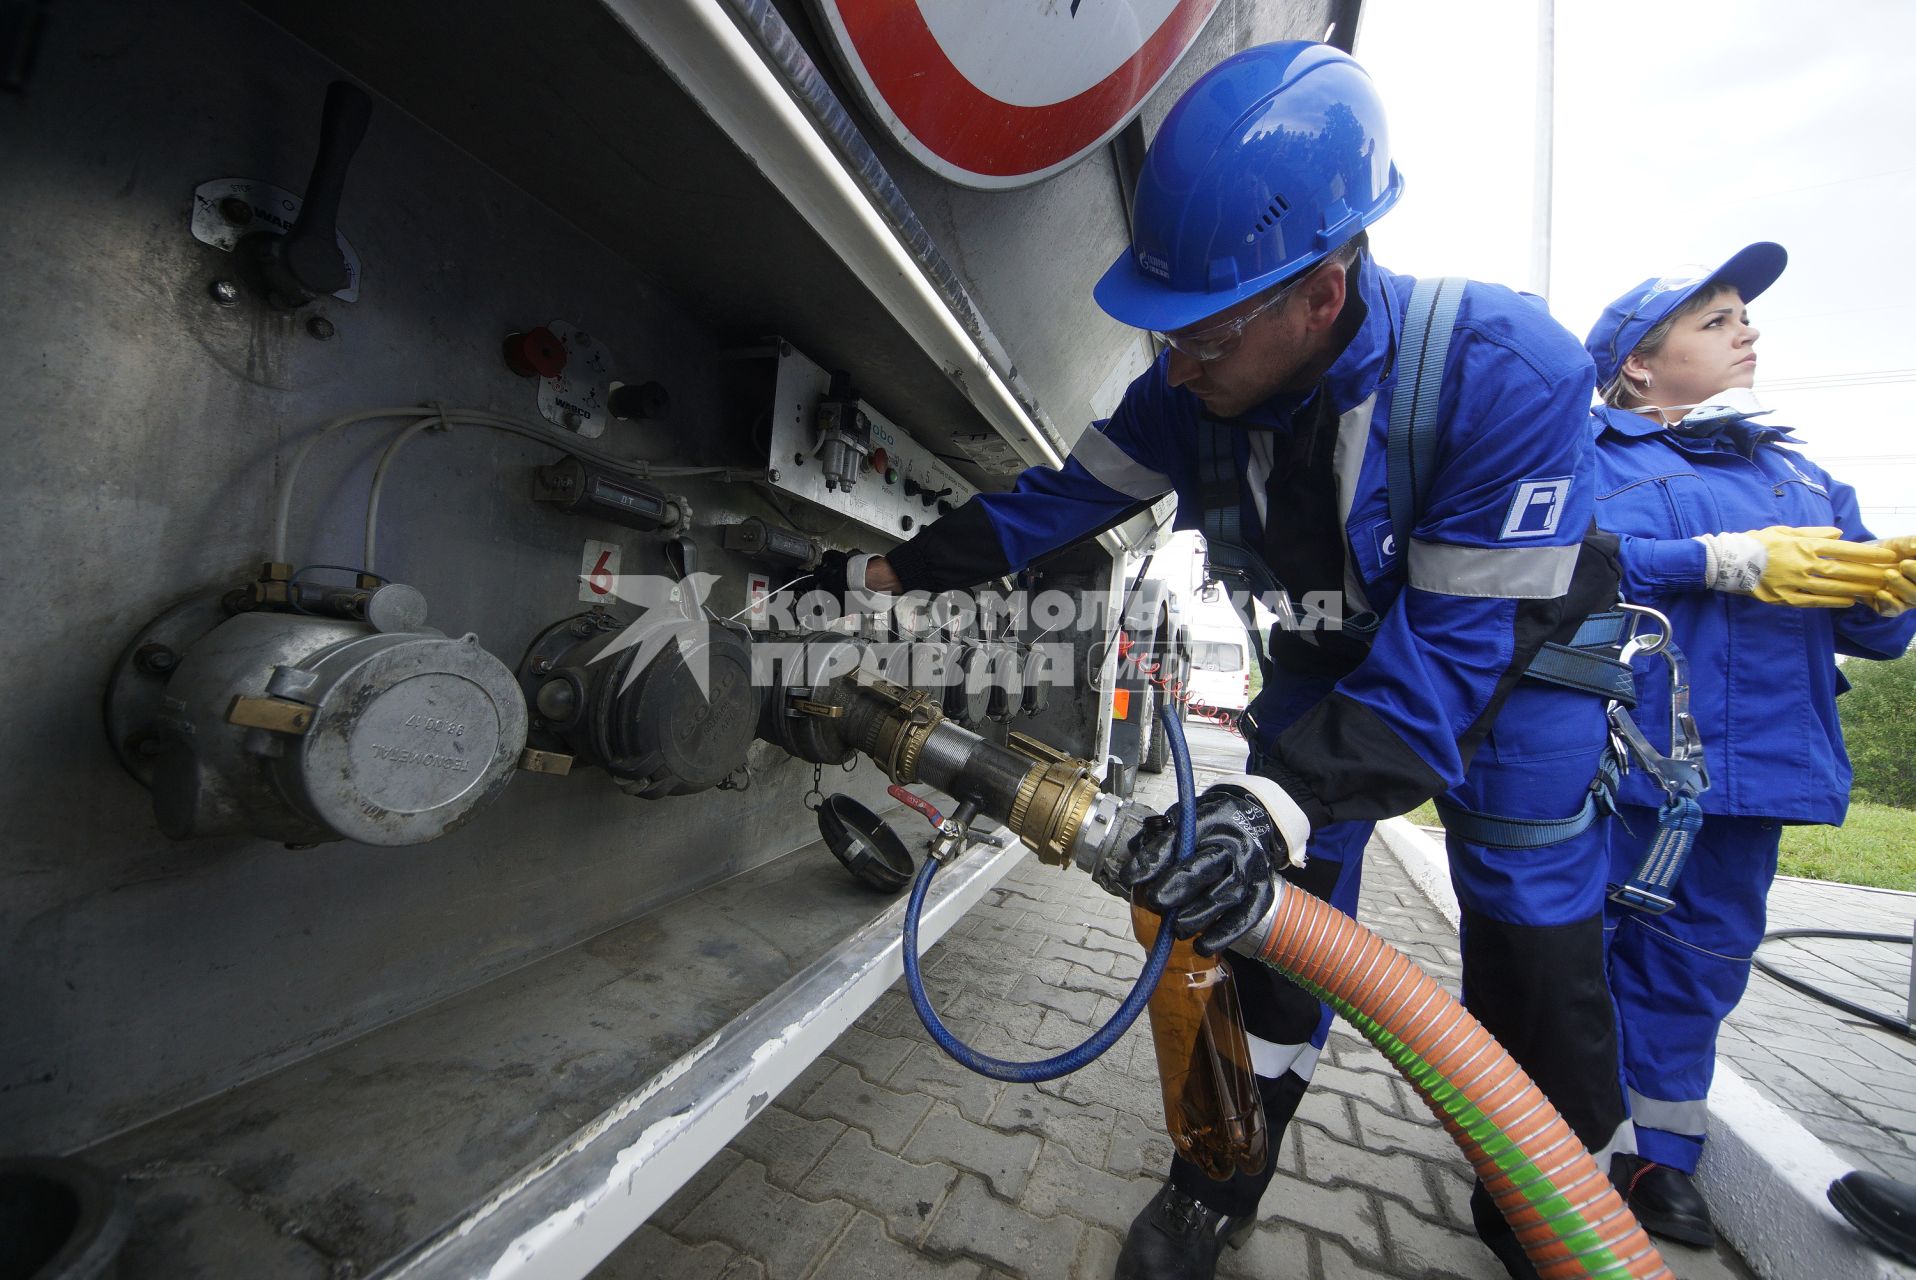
[1156,275,1305,362]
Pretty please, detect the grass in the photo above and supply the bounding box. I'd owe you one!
[1776,802,1916,892]
[1394,799,1916,892]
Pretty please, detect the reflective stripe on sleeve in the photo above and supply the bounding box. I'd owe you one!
[1068,427,1173,501]
[1334,396,1381,615]
[1627,1090,1709,1137]
[1407,539,1578,599]
[1244,1034,1322,1082]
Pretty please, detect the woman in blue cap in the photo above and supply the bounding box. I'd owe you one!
[1583,243,1916,1244]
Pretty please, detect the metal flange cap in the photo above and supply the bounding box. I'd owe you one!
[282,630,528,845]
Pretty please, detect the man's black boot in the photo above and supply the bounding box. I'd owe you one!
[1470,1180,1540,1278]
[1613,1153,1714,1246]
[1114,1182,1254,1280]
[1829,1170,1916,1266]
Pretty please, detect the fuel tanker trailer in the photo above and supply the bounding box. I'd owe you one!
[0,1,1342,1275]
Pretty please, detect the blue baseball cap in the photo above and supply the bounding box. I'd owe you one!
[1584,242,1788,388]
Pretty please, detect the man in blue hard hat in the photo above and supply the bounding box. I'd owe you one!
[835,42,1621,1279]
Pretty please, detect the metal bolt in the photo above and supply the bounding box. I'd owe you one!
[209,279,241,307]
[533,657,555,673]
[134,643,179,675]
[561,410,583,431]
[306,315,336,341]
[768,469,781,483]
[218,196,254,226]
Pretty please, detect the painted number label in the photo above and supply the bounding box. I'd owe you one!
[580,539,621,603]
[747,572,772,631]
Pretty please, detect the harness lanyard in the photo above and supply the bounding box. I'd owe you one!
[1605,604,1709,914]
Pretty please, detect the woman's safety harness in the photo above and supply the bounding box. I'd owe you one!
[1194,277,1710,913]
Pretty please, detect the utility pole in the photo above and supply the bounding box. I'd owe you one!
[1531,0,1555,299]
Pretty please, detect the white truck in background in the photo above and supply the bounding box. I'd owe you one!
[1184,612,1257,722]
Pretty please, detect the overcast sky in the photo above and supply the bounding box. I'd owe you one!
[1354,0,1916,536]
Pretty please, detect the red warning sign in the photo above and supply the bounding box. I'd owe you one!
[814,0,1222,189]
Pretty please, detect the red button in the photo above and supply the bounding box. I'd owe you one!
[503,326,569,379]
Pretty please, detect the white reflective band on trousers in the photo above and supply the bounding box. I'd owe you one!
[1068,428,1173,502]
[1590,1121,1639,1169]
[1630,1089,1711,1137]
[1407,540,1578,599]
[1244,1032,1321,1082]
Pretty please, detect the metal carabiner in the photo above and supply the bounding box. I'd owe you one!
[1607,602,1708,800]
[1614,601,1672,665]
[1658,631,1709,793]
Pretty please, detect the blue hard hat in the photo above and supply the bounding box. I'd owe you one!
[1584,242,1788,388]
[1094,41,1405,334]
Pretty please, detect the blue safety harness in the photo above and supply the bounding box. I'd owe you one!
[1195,276,1708,910]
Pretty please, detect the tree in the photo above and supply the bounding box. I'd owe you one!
[1838,647,1916,809]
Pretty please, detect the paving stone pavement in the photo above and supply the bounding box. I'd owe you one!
[1719,876,1916,1184]
[600,723,1748,1280]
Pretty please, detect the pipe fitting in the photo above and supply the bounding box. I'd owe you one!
[1008,757,1100,866]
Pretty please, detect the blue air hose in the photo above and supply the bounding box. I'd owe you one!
[899,702,1197,1082]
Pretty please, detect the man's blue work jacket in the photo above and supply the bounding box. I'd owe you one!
[888,257,1601,828]
[1591,404,1916,823]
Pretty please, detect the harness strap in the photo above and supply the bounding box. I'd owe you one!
[1567,610,1629,649]
[1603,627,1709,914]
[1435,753,1622,850]
[1195,419,1279,681]
[1386,277,1466,557]
[1524,642,1637,706]
[1608,794,1705,914]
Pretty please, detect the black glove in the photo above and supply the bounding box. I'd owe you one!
[1120,784,1286,956]
[812,548,860,602]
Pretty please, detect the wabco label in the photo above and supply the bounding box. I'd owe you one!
[371,744,470,772]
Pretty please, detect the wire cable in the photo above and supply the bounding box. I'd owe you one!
[364,408,448,575]
[719,573,811,623]
[273,403,763,566]
[274,407,442,564]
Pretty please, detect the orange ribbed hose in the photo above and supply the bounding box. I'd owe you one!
[1245,884,1670,1279]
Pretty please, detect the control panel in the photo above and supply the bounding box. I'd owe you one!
[764,343,977,540]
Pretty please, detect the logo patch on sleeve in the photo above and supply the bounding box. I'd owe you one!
[1500,478,1571,539]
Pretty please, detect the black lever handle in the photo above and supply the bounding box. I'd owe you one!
[260,80,371,306]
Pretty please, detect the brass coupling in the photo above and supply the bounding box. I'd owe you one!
[1007,756,1101,867]
[857,680,944,783]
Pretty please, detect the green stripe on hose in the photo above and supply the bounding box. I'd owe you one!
[1286,973,1630,1277]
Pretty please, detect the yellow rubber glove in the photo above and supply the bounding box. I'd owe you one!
[1870,535,1916,560]
[1786,532,1916,615]
[1870,560,1916,617]
[1696,526,1898,608]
